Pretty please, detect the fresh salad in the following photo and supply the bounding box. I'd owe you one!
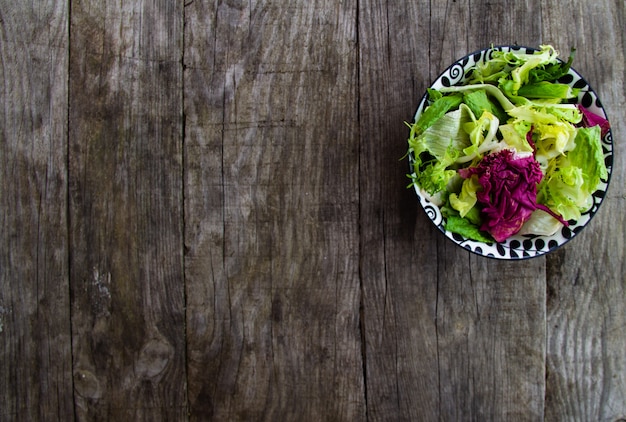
[407,45,610,243]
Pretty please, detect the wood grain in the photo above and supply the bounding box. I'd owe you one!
[68,0,186,419]
[543,1,626,420]
[183,1,363,420]
[433,4,547,419]
[357,1,441,419]
[358,1,548,420]
[0,2,73,420]
[1,0,625,420]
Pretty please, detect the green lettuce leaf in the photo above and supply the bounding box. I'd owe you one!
[439,83,516,111]
[499,123,534,154]
[507,104,580,169]
[457,110,503,164]
[534,121,577,167]
[491,46,559,96]
[528,48,575,83]
[517,82,579,100]
[468,45,564,86]
[411,94,463,137]
[449,175,481,221]
[444,215,493,243]
[537,164,586,221]
[463,89,509,123]
[537,126,607,221]
[568,125,608,193]
[408,105,475,195]
[418,106,474,160]
[508,103,582,125]
[413,162,456,195]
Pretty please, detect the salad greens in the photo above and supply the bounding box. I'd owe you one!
[407,45,609,243]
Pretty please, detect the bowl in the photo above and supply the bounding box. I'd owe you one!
[408,45,613,259]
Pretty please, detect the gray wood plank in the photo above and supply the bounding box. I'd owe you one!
[542,1,626,420]
[183,1,364,420]
[358,1,547,420]
[0,2,73,420]
[357,1,441,419]
[436,256,546,421]
[68,1,186,420]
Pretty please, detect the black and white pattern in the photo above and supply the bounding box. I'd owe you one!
[409,46,614,260]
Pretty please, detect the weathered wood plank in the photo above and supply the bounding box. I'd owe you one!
[359,0,547,420]
[183,1,363,420]
[433,4,548,420]
[0,0,623,420]
[0,2,73,420]
[68,0,186,420]
[435,257,546,421]
[542,1,626,420]
[435,2,549,418]
[357,1,441,419]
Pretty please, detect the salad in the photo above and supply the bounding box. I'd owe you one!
[407,45,610,243]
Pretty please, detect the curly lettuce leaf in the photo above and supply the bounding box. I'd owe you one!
[508,103,582,125]
[497,45,560,96]
[410,145,460,196]
[467,45,570,87]
[537,164,586,221]
[537,126,607,221]
[499,123,534,154]
[408,105,475,195]
[528,47,575,83]
[449,175,481,220]
[508,104,580,169]
[567,126,608,193]
[457,111,504,164]
[412,162,456,195]
[534,121,577,166]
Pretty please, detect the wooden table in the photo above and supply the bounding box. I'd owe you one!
[1,1,625,420]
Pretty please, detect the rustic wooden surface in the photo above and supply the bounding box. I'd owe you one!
[1,0,624,421]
